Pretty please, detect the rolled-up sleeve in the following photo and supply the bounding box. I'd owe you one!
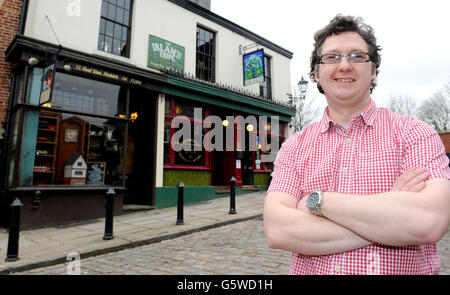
[401,119,450,180]
[267,133,303,200]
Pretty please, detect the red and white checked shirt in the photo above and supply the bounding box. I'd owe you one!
[268,99,450,275]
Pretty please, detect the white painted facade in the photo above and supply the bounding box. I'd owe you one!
[24,0,292,103]
[23,0,293,189]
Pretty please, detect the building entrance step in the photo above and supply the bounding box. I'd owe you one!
[123,204,155,211]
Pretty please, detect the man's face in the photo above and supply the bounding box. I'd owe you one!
[314,31,376,107]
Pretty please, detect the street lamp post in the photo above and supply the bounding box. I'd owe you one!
[292,76,309,131]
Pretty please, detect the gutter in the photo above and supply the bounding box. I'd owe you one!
[17,0,29,35]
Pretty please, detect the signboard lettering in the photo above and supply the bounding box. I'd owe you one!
[71,64,142,85]
[148,35,185,72]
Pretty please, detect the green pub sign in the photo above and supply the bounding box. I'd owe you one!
[148,35,185,72]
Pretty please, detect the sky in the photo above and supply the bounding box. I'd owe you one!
[211,0,450,113]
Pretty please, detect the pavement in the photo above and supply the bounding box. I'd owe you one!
[0,191,266,274]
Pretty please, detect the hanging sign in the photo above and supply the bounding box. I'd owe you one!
[39,62,56,105]
[243,49,265,86]
[148,35,185,73]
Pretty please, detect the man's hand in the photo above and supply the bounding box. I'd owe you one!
[390,167,430,192]
[296,197,309,213]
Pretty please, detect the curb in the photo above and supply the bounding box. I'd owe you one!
[1,214,263,275]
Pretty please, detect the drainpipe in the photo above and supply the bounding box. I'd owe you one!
[18,0,29,35]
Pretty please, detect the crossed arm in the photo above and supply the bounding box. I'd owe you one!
[264,167,450,256]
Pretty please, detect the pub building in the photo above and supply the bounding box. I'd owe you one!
[0,0,295,228]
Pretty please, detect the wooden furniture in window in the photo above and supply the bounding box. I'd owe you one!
[85,123,105,163]
[33,111,60,185]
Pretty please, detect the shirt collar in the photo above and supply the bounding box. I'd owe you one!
[319,98,378,133]
[360,98,377,127]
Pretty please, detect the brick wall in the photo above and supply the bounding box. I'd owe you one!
[439,132,450,153]
[0,0,22,136]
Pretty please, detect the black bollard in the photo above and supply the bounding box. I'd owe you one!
[176,182,184,225]
[229,176,237,214]
[103,188,115,240]
[6,198,24,262]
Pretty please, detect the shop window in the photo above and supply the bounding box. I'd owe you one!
[7,111,20,187]
[5,73,25,187]
[196,26,216,82]
[244,117,284,172]
[164,98,211,169]
[164,99,171,116]
[98,0,133,57]
[14,70,128,187]
[32,111,125,187]
[51,73,126,117]
[173,101,207,119]
[173,123,206,167]
[163,120,171,165]
[12,73,24,106]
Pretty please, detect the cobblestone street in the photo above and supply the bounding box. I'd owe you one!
[16,218,290,275]
[438,226,450,275]
[14,218,450,275]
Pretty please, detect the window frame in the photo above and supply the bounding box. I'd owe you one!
[8,66,131,188]
[98,0,133,58]
[164,98,212,171]
[196,26,216,83]
[247,120,285,173]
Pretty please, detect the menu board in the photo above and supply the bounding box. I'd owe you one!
[86,162,105,185]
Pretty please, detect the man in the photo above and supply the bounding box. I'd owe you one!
[264,15,450,275]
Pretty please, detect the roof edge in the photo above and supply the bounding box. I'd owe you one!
[168,0,293,59]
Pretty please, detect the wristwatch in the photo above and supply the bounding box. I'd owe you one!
[306,191,324,216]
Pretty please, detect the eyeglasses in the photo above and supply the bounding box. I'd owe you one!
[319,52,371,64]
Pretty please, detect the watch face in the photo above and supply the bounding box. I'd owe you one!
[307,192,320,209]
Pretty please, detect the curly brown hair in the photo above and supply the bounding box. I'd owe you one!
[309,15,382,94]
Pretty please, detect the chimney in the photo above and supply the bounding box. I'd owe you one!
[188,0,211,10]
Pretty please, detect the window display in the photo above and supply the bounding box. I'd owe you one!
[18,71,128,187]
[31,110,125,186]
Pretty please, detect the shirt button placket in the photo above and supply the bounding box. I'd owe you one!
[335,265,341,274]
[339,132,355,193]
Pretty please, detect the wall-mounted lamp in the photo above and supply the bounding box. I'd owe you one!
[130,112,138,122]
[64,64,72,72]
[28,57,39,66]
[222,119,229,127]
[246,124,254,132]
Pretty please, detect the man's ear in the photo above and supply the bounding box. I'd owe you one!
[371,62,377,80]
[314,67,320,83]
